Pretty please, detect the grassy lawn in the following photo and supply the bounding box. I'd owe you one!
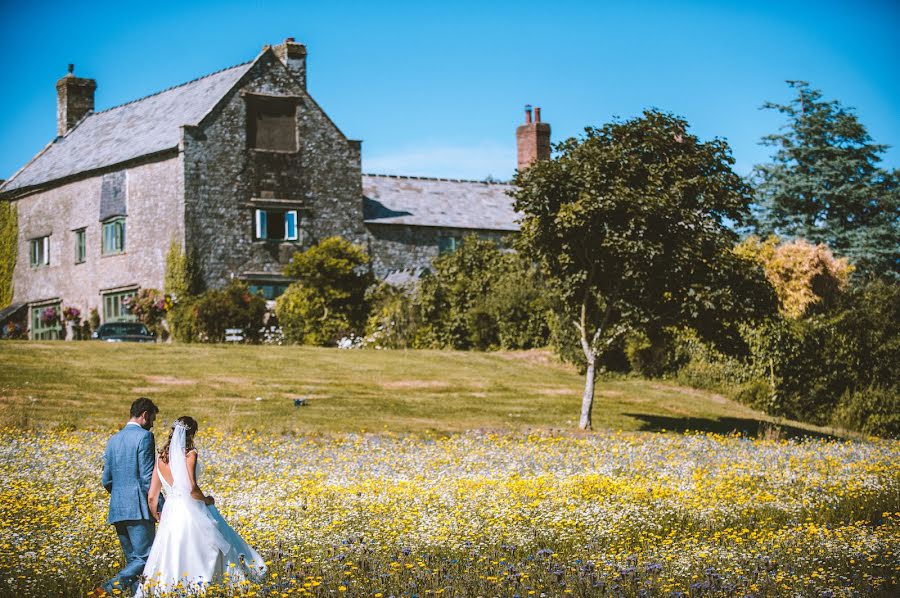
[0,341,831,436]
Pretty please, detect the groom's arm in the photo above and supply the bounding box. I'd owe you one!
[137,432,155,497]
[101,442,113,493]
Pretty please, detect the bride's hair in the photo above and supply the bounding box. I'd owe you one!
[158,416,199,463]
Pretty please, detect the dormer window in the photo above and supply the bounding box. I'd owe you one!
[247,96,297,152]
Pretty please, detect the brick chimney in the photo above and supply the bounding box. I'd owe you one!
[56,64,96,137]
[273,38,307,89]
[516,104,551,171]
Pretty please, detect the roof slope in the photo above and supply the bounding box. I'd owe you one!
[1,62,253,193]
[363,174,520,231]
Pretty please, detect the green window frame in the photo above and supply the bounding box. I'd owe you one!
[103,290,137,323]
[102,218,126,255]
[75,229,86,264]
[30,236,50,267]
[438,236,460,254]
[31,303,62,340]
[248,282,290,300]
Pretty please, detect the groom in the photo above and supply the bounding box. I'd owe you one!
[96,397,161,597]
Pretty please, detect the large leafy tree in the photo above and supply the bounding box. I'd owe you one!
[753,81,900,279]
[415,235,549,350]
[513,110,774,429]
[275,236,372,345]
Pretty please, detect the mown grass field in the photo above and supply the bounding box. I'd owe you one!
[0,341,828,437]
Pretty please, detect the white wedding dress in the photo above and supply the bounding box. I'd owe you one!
[136,425,266,596]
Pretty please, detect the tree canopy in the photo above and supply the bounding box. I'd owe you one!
[735,235,853,319]
[415,235,549,350]
[513,109,774,429]
[753,81,900,279]
[276,236,372,345]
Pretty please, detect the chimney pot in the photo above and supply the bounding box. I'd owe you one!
[525,104,533,124]
[534,106,541,123]
[67,63,74,74]
[286,37,295,42]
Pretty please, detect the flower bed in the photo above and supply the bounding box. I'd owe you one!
[0,429,897,596]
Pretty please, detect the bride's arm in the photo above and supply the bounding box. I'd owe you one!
[185,450,214,506]
[148,460,162,521]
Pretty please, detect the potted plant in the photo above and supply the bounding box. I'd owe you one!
[62,306,82,340]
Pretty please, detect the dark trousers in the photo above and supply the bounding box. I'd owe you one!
[104,519,155,594]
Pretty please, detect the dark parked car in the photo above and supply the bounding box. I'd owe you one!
[92,322,156,343]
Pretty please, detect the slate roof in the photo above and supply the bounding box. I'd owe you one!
[362,174,520,231]
[2,59,522,235]
[1,62,253,193]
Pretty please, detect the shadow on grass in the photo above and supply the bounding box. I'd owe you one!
[624,412,838,440]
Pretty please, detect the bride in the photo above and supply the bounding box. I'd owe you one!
[136,416,266,596]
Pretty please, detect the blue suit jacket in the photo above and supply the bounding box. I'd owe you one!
[102,423,159,524]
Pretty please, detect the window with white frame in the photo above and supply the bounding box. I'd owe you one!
[102,218,125,255]
[30,236,50,267]
[254,209,298,241]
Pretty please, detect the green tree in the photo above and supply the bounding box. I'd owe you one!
[0,201,16,308]
[753,81,900,279]
[415,235,549,350]
[513,110,773,429]
[164,239,201,300]
[174,280,267,343]
[276,237,372,345]
[365,282,420,349]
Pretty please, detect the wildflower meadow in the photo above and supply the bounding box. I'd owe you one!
[0,426,897,597]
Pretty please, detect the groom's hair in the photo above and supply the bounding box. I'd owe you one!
[130,397,159,418]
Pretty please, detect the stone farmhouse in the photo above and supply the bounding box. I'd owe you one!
[0,39,550,339]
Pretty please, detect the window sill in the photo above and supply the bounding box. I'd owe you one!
[100,251,126,259]
[252,239,300,245]
[248,147,299,155]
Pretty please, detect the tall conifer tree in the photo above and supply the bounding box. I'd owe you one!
[753,81,899,279]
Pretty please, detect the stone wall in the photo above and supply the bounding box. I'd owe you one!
[366,224,512,278]
[11,156,183,321]
[182,50,365,290]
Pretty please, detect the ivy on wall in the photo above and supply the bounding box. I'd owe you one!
[0,201,16,309]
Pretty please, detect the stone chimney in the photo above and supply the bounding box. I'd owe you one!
[56,64,96,137]
[273,38,307,89]
[516,104,551,171]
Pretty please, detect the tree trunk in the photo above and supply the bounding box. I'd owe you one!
[575,282,611,432]
[579,353,596,430]
[577,300,597,431]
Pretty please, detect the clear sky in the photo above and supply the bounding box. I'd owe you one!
[1,0,897,182]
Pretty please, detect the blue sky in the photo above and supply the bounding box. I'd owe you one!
[1,0,897,182]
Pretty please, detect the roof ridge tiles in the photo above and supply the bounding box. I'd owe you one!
[92,60,254,116]
[363,173,510,185]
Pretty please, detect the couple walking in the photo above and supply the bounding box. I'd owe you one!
[95,398,265,596]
